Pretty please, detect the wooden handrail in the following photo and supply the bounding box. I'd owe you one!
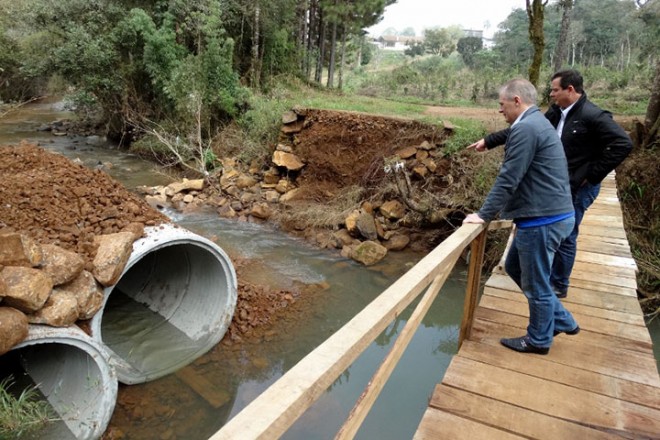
[209,221,510,440]
[335,263,456,439]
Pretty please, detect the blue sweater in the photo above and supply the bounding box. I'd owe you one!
[478,106,574,222]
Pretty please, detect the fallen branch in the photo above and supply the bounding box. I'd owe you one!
[0,96,46,119]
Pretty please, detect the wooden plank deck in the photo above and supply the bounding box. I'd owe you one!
[415,173,660,439]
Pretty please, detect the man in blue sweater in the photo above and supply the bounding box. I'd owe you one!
[464,78,579,354]
[469,70,632,298]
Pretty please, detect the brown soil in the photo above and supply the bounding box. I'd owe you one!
[289,109,450,199]
[0,142,168,265]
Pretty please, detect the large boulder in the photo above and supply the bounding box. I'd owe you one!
[53,270,104,320]
[0,267,6,297]
[380,200,406,220]
[40,244,85,286]
[236,174,258,190]
[167,178,204,194]
[394,146,417,159]
[220,169,241,188]
[383,234,411,251]
[0,307,29,355]
[279,188,302,204]
[345,210,360,236]
[92,231,135,286]
[250,203,273,220]
[351,241,388,266]
[0,232,43,267]
[333,229,356,247]
[272,151,305,171]
[27,290,78,327]
[356,211,378,241]
[0,266,53,312]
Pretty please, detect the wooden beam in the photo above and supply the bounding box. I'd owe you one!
[457,341,660,409]
[428,384,621,439]
[208,223,484,440]
[441,356,660,437]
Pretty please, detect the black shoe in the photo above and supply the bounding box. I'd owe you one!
[554,289,567,299]
[500,336,549,355]
[553,325,580,337]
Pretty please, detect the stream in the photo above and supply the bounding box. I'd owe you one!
[1,99,658,440]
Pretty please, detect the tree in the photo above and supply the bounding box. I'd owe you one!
[526,0,547,87]
[553,0,573,71]
[325,0,340,88]
[404,41,425,57]
[572,0,637,67]
[423,27,456,57]
[457,36,483,67]
[401,27,415,36]
[249,1,261,88]
[493,8,532,70]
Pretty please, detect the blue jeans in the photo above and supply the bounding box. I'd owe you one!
[550,182,601,294]
[505,216,578,347]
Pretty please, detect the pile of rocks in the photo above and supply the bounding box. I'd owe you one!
[139,110,456,266]
[0,227,143,355]
[0,142,169,356]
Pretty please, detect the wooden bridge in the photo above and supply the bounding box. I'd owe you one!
[210,172,660,439]
[415,173,660,439]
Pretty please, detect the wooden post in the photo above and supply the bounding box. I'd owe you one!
[458,227,488,349]
[494,224,516,274]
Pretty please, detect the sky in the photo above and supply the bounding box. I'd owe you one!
[367,0,526,39]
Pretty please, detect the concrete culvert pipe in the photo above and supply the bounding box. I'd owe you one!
[9,324,118,440]
[90,223,238,384]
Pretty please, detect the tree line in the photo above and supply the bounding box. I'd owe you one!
[0,0,393,143]
[0,0,657,149]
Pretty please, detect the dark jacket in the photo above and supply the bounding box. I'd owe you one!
[483,94,632,193]
[478,106,574,222]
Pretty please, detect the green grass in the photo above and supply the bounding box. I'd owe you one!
[296,93,429,119]
[0,376,57,439]
[441,118,488,156]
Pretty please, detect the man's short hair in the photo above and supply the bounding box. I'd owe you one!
[552,69,585,94]
[499,78,538,105]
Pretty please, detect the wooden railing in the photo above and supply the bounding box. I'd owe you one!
[209,220,512,440]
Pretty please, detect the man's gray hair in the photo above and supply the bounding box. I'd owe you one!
[499,78,538,105]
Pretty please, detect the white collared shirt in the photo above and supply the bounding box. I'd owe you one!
[557,101,576,137]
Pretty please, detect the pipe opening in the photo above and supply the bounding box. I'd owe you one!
[3,327,117,440]
[92,225,237,384]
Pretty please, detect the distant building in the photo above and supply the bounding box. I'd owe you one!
[461,29,494,49]
[372,28,493,52]
[378,35,424,51]
[462,29,483,39]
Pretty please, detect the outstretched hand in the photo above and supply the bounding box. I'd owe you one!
[463,213,485,224]
[467,139,487,152]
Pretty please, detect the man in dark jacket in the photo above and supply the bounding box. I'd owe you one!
[464,78,578,354]
[468,69,632,298]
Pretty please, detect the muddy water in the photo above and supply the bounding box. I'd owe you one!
[2,99,658,439]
